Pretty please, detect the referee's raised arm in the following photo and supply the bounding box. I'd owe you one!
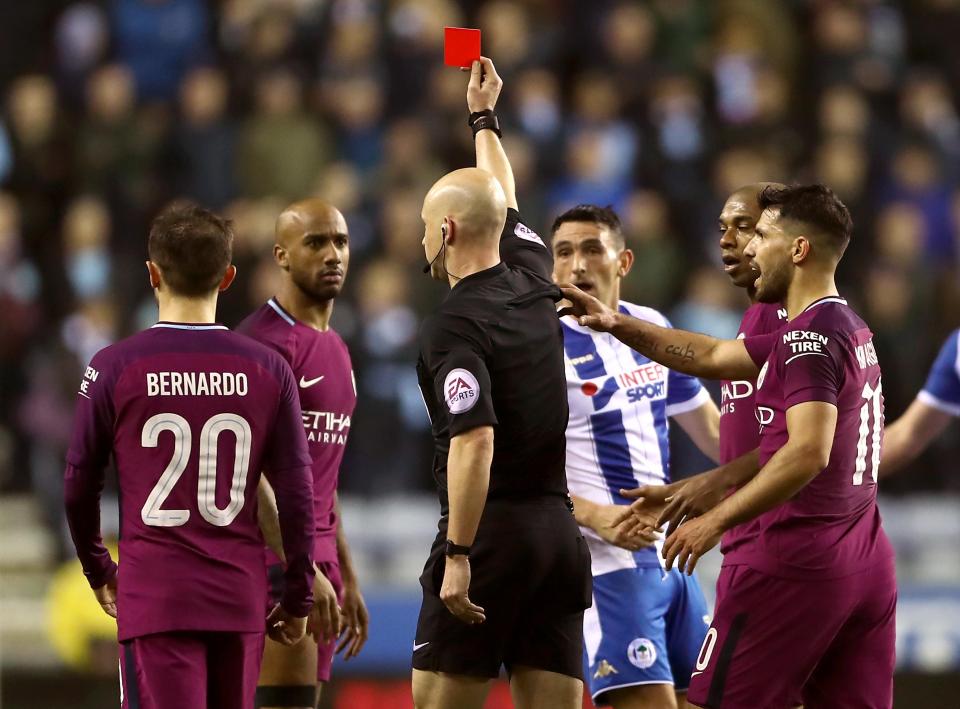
[469,58,517,211]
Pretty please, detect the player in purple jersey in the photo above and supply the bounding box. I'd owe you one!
[64,204,316,709]
[561,185,895,708]
[647,186,790,560]
[238,199,367,709]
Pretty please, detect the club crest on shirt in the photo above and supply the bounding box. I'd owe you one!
[444,368,480,414]
[627,637,657,669]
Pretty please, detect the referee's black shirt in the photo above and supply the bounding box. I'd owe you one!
[417,209,570,512]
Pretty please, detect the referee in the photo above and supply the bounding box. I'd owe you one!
[411,57,591,709]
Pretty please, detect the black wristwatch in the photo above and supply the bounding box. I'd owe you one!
[468,109,502,138]
[445,540,471,558]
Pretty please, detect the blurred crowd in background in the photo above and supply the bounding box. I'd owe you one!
[3,0,960,554]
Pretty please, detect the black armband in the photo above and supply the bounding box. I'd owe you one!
[445,539,472,558]
[469,110,502,138]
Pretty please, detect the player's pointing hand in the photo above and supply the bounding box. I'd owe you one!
[440,556,486,625]
[557,284,619,332]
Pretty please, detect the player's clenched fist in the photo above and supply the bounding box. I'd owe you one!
[440,556,486,625]
[467,56,503,114]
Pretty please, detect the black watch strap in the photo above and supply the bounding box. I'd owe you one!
[468,110,502,138]
[445,539,471,557]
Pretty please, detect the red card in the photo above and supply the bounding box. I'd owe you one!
[444,27,481,68]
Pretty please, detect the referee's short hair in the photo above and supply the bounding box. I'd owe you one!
[551,204,625,248]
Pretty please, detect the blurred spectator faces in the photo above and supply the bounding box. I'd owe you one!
[818,84,870,138]
[248,9,297,63]
[478,1,532,69]
[650,75,705,162]
[900,71,960,153]
[814,3,868,56]
[54,3,109,78]
[86,65,135,124]
[515,68,561,143]
[8,76,57,145]
[63,196,112,300]
[357,258,417,356]
[389,0,461,48]
[256,70,302,117]
[572,72,623,125]
[601,2,656,66]
[328,76,383,131]
[180,67,229,126]
[875,202,927,268]
[713,146,782,199]
[381,188,425,265]
[815,136,868,202]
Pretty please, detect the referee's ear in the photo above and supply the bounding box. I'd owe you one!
[618,248,635,278]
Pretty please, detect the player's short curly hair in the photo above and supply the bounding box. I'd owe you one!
[550,204,625,248]
[758,184,853,254]
[147,202,234,297]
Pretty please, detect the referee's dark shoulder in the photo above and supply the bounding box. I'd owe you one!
[420,308,490,357]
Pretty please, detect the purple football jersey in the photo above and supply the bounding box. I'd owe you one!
[731,297,894,578]
[64,323,316,641]
[719,302,787,558]
[237,299,356,563]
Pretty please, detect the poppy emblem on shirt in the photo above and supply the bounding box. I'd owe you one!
[444,368,480,414]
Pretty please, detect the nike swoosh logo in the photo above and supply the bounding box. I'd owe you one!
[413,642,430,651]
[299,375,325,388]
[691,671,704,677]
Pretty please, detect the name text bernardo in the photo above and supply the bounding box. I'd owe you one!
[146,371,249,397]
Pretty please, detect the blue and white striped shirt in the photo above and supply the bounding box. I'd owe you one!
[562,302,710,575]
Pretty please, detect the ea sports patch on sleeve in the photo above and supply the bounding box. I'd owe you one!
[514,221,545,248]
[444,368,480,413]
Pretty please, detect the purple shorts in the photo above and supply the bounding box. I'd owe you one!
[687,559,896,709]
[267,559,343,681]
[120,631,264,709]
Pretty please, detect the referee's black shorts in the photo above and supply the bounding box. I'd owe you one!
[412,495,592,680]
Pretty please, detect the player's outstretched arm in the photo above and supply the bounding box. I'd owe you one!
[663,402,837,574]
[559,284,759,381]
[469,57,518,210]
[879,398,953,477]
[334,493,368,659]
[442,425,493,625]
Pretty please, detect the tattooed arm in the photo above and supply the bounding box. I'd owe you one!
[559,285,760,381]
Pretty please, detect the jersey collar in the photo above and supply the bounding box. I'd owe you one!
[151,322,228,330]
[801,296,847,314]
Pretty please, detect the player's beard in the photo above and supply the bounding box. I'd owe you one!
[291,267,341,303]
[754,258,791,304]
